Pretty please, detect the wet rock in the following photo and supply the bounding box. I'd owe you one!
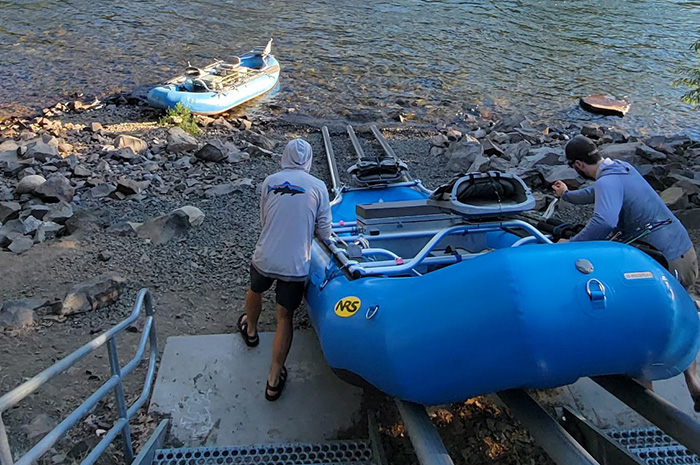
[116,178,142,196]
[15,175,46,195]
[445,136,483,173]
[0,299,43,329]
[89,183,116,199]
[114,135,147,153]
[8,235,33,254]
[0,201,21,223]
[580,94,630,117]
[135,208,198,245]
[166,127,198,153]
[35,175,74,203]
[59,273,127,316]
[636,144,666,162]
[194,142,228,162]
[44,201,73,224]
[239,131,276,151]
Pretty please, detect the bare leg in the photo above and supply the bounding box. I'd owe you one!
[267,304,293,393]
[684,360,700,412]
[243,289,263,338]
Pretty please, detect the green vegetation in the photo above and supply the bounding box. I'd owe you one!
[159,103,201,136]
[674,39,700,106]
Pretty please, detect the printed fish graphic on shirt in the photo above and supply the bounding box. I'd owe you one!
[268,181,306,196]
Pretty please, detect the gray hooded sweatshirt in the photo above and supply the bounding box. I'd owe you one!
[251,139,333,281]
[563,158,692,261]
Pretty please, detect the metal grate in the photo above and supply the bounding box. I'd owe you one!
[153,440,375,465]
[606,427,700,465]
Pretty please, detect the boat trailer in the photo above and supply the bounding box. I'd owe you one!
[1,128,699,465]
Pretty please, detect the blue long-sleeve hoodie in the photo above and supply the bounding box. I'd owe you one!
[563,158,692,262]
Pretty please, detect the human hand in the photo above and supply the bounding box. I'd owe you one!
[551,180,568,198]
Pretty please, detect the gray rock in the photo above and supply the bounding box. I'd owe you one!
[239,131,276,151]
[429,134,449,147]
[0,299,44,329]
[0,186,13,201]
[636,144,667,162]
[446,128,462,141]
[15,175,46,195]
[35,175,74,203]
[607,128,630,143]
[114,135,147,153]
[116,178,143,195]
[599,143,643,165]
[173,156,192,169]
[211,117,234,130]
[172,206,205,227]
[72,165,92,177]
[110,148,138,161]
[8,236,33,254]
[226,145,249,163]
[166,127,198,153]
[34,221,63,243]
[636,164,666,191]
[519,147,563,170]
[59,273,127,316]
[205,182,242,198]
[492,113,528,133]
[661,187,687,210]
[676,208,700,229]
[135,209,196,245]
[473,129,488,139]
[539,165,583,188]
[481,138,505,157]
[22,216,43,235]
[44,201,74,224]
[469,153,492,172]
[90,183,116,199]
[194,142,228,162]
[0,201,21,223]
[445,137,483,173]
[429,146,445,157]
[24,139,59,162]
[242,142,273,157]
[581,124,604,139]
[503,140,531,164]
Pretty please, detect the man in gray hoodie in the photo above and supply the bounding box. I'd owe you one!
[237,138,332,401]
[552,135,700,411]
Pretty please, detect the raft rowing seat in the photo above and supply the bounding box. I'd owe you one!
[348,155,408,186]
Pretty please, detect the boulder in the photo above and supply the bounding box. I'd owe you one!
[0,299,44,329]
[445,137,483,173]
[581,124,604,139]
[89,183,116,199]
[636,144,666,162]
[44,201,74,224]
[194,142,228,162]
[72,165,92,177]
[538,165,583,188]
[60,273,127,316]
[579,95,630,117]
[35,175,74,203]
[166,127,198,153]
[599,143,643,165]
[116,178,142,196]
[114,135,147,153]
[135,209,192,245]
[0,202,21,223]
[8,236,33,254]
[24,138,59,162]
[660,187,688,210]
[15,175,46,195]
[238,131,276,151]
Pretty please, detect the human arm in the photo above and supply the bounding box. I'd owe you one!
[315,186,333,241]
[569,178,623,242]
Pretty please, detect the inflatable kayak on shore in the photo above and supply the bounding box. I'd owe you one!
[147,39,279,115]
[305,125,700,406]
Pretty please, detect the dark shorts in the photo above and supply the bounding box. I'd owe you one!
[250,265,306,312]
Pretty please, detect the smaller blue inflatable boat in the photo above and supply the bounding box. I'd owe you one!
[147,39,279,115]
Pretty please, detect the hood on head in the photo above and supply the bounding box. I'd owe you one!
[281,139,313,172]
[598,158,632,178]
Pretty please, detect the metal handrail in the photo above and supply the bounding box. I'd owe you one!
[0,289,158,465]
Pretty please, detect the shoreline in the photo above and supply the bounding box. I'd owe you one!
[1,92,700,465]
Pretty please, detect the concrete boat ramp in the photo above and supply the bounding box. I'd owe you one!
[149,330,700,464]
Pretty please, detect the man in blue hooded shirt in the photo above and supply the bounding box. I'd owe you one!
[552,135,700,411]
[237,138,332,401]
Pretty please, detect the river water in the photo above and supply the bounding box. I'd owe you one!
[1,0,699,135]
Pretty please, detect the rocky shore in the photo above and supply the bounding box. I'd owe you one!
[1,93,700,465]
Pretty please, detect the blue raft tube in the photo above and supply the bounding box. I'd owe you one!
[147,39,280,115]
[306,170,700,406]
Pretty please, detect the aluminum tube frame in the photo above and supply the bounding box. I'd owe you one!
[497,390,600,465]
[322,126,341,194]
[395,400,454,465]
[592,375,700,456]
[0,289,158,465]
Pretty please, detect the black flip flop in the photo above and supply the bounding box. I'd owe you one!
[265,366,288,402]
[236,314,259,347]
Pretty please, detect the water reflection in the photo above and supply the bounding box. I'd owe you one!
[1,0,699,135]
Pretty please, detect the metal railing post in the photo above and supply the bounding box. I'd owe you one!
[0,416,13,465]
[107,339,134,463]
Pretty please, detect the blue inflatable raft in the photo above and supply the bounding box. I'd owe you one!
[306,126,700,406]
[147,39,279,115]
